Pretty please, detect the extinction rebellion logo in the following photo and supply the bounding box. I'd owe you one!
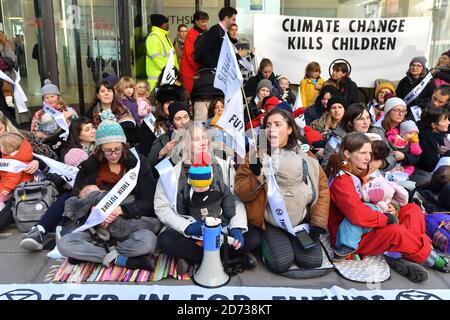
[0,289,41,300]
[275,208,284,216]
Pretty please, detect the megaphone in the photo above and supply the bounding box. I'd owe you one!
[193,217,230,288]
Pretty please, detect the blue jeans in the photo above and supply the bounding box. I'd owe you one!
[38,192,71,232]
[336,203,380,250]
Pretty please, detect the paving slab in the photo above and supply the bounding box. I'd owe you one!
[1,227,449,290]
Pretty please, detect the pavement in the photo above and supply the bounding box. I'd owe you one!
[0,225,449,291]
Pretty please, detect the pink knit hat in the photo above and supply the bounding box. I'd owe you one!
[64,148,88,167]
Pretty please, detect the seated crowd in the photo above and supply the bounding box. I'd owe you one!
[0,8,449,283]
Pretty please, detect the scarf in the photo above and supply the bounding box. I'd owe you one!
[341,162,368,185]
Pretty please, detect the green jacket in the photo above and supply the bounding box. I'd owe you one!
[145,26,179,90]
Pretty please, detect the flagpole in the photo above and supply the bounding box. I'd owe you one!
[241,86,258,155]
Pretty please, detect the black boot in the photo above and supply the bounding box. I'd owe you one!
[125,255,156,271]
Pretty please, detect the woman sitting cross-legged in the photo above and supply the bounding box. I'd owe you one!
[57,111,160,271]
[235,108,330,278]
[154,122,261,274]
[327,132,448,283]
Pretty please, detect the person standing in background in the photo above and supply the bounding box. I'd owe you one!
[146,14,178,91]
[180,11,209,96]
[173,24,188,67]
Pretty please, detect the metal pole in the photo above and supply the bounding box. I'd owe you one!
[40,0,59,86]
[71,0,85,115]
[118,0,131,77]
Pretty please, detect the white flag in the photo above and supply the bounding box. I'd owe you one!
[293,86,303,110]
[214,33,243,98]
[0,69,28,113]
[214,34,245,158]
[160,49,176,85]
[217,89,246,158]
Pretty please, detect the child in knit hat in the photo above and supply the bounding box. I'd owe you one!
[64,148,89,167]
[31,79,78,142]
[387,120,422,175]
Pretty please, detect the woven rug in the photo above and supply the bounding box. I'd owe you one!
[51,253,193,283]
[320,234,391,283]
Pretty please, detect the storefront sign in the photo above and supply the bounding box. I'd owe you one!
[254,15,432,87]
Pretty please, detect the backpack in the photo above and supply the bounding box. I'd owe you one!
[425,213,450,255]
[12,181,59,233]
[193,33,205,64]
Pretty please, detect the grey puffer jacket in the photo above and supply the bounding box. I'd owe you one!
[321,125,396,172]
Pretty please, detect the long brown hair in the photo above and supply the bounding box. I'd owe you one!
[381,111,400,132]
[326,132,371,179]
[260,108,301,156]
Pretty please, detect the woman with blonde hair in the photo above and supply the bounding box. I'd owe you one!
[154,121,260,274]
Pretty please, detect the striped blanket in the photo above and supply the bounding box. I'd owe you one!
[52,253,193,283]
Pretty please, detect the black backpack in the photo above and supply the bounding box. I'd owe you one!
[193,33,205,64]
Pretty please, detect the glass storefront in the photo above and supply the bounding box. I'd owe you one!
[0,0,448,114]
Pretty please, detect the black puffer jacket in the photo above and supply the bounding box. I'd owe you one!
[397,72,436,109]
[419,128,450,172]
[72,150,156,218]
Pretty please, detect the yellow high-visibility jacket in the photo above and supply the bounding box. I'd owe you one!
[145,26,179,90]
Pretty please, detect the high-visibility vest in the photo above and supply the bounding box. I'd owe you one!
[145,26,179,90]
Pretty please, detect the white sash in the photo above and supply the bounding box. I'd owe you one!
[42,103,69,140]
[266,157,310,236]
[0,158,28,173]
[73,148,141,233]
[404,72,433,106]
[32,153,79,188]
[337,170,362,195]
[155,157,178,211]
[239,57,254,73]
[0,69,28,113]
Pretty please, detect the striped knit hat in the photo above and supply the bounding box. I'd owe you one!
[95,110,127,146]
[188,152,213,188]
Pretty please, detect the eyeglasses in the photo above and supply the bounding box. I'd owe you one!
[391,109,407,115]
[102,147,123,156]
[410,64,423,68]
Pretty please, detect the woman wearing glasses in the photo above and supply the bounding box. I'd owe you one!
[396,56,436,111]
[56,111,160,271]
[380,97,431,188]
[321,102,396,171]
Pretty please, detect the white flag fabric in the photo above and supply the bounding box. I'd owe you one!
[214,34,243,98]
[293,86,303,110]
[160,49,176,86]
[217,89,246,158]
[214,34,246,158]
[0,69,28,113]
[33,153,79,187]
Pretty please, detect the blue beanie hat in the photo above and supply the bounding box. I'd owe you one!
[41,79,61,96]
[95,110,127,146]
[275,101,293,113]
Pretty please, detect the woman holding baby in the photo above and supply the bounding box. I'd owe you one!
[327,132,448,283]
[57,112,160,271]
